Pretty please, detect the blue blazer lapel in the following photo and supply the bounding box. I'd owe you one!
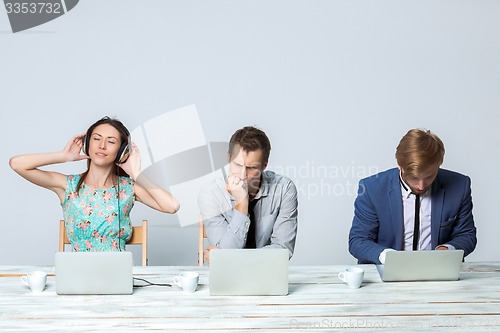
[431,174,445,249]
[388,170,404,250]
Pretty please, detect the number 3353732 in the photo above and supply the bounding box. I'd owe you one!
[5,2,62,14]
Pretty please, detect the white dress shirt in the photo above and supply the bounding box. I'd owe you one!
[400,176,432,251]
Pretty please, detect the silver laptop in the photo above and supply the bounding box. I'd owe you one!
[55,252,133,295]
[209,249,289,296]
[376,250,464,282]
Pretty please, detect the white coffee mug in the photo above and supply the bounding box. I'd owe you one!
[338,267,364,289]
[173,271,199,293]
[21,271,47,293]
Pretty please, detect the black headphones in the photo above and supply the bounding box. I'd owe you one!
[83,117,130,164]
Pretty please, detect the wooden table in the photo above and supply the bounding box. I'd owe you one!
[1,263,499,332]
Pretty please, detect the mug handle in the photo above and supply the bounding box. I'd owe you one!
[21,275,29,287]
[338,272,346,282]
[173,276,182,288]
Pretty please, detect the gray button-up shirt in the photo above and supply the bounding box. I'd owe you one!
[197,170,298,258]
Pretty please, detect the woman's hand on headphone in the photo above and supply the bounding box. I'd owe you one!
[63,133,89,162]
[117,142,141,180]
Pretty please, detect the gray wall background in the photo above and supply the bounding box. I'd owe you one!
[1,0,498,266]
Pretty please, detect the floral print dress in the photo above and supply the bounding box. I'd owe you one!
[61,174,135,251]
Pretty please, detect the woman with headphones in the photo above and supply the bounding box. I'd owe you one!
[10,116,180,252]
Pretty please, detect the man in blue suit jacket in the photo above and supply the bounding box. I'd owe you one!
[349,129,477,264]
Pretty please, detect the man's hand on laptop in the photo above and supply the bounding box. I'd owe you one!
[204,246,219,264]
[378,248,396,264]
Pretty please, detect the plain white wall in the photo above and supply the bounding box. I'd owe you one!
[1,0,499,266]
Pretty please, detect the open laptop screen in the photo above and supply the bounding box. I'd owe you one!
[55,251,133,295]
[377,249,464,282]
[209,248,289,296]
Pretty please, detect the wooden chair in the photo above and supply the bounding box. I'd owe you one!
[59,219,149,266]
[198,215,207,266]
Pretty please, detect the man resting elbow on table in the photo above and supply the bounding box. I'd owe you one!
[198,126,298,263]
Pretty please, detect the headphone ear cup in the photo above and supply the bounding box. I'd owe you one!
[115,143,130,164]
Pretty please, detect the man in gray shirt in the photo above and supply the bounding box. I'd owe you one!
[198,126,298,262]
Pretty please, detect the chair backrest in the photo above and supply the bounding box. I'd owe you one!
[198,215,207,266]
[59,219,148,266]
